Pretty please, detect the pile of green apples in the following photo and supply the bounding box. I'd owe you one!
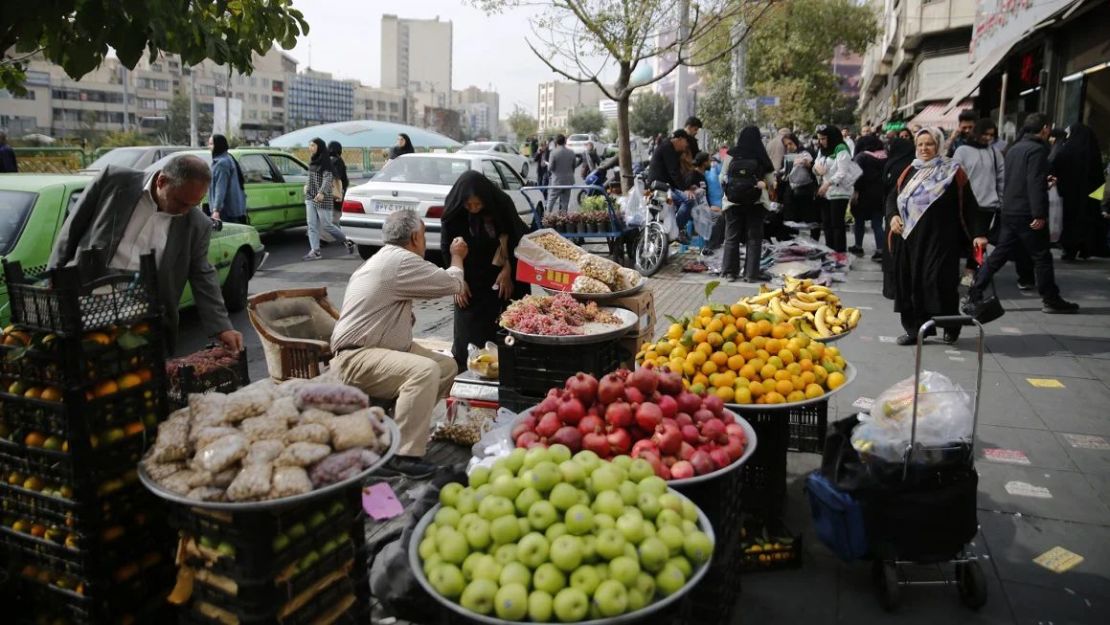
[416,444,714,622]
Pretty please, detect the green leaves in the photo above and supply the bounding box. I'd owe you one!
[629,91,673,138]
[704,280,721,302]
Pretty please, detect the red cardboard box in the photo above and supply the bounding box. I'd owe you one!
[516,258,580,290]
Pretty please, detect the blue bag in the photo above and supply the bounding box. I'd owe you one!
[805,470,869,562]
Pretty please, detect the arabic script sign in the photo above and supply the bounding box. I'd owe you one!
[971,0,1078,65]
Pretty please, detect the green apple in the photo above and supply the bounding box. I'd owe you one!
[681,499,698,521]
[619,481,640,506]
[624,543,640,561]
[474,484,493,503]
[549,535,583,572]
[593,579,629,617]
[641,519,656,540]
[423,554,444,577]
[469,466,491,488]
[558,460,586,486]
[440,482,464,507]
[528,462,562,493]
[547,443,572,464]
[478,495,515,520]
[658,493,683,514]
[532,562,566,595]
[572,449,601,472]
[553,587,589,622]
[616,513,645,544]
[637,476,667,497]
[514,487,542,516]
[581,535,598,563]
[611,455,633,471]
[456,489,478,515]
[635,572,656,598]
[682,520,699,535]
[594,512,616,530]
[637,492,661,519]
[655,563,686,596]
[668,555,693,578]
[505,448,527,473]
[462,552,487,581]
[500,561,532,588]
[517,532,550,569]
[608,556,640,587]
[518,517,532,537]
[428,563,465,599]
[419,537,438,560]
[458,513,481,534]
[589,602,604,620]
[657,524,685,556]
[495,583,529,620]
[523,446,550,470]
[592,491,625,518]
[638,536,669,572]
[489,466,514,484]
[577,490,591,507]
[683,530,714,565]
[491,475,522,500]
[589,465,622,493]
[437,529,470,565]
[459,579,498,615]
[627,587,648,611]
[464,517,492,550]
[628,458,655,482]
[490,516,521,546]
[435,507,461,528]
[472,556,503,582]
[655,509,683,528]
[564,504,594,536]
[595,528,627,561]
[528,590,554,622]
[545,522,568,542]
[528,500,558,530]
[569,564,601,595]
[494,543,518,565]
[548,483,580,512]
[595,562,610,580]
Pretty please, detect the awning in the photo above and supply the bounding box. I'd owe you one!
[909,99,975,128]
[942,41,1020,113]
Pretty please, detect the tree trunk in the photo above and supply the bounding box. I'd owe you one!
[617,92,634,195]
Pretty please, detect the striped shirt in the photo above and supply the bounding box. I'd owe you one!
[331,245,464,352]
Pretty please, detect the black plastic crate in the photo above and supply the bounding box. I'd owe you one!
[496,387,544,414]
[0,331,167,392]
[183,574,356,625]
[683,528,742,624]
[3,255,161,337]
[728,399,828,454]
[167,346,250,408]
[671,463,744,545]
[740,518,803,573]
[497,333,622,397]
[0,519,171,580]
[738,409,790,521]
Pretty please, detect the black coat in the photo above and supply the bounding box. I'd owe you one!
[852,152,887,219]
[1002,136,1050,219]
[648,141,685,189]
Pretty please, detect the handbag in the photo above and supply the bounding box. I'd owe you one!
[961,247,1004,323]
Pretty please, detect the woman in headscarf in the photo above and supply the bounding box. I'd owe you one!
[886,127,984,345]
[440,170,530,370]
[389,133,416,160]
[208,134,247,224]
[1052,123,1106,260]
[720,126,775,282]
[813,124,853,252]
[849,134,888,260]
[327,141,349,225]
[303,137,354,260]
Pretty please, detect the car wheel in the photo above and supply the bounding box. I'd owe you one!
[357,244,380,260]
[222,251,250,313]
[521,162,529,180]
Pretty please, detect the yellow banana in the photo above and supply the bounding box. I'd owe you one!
[848,309,861,329]
[779,300,805,317]
[825,294,840,305]
[810,290,829,300]
[769,298,786,319]
[793,291,817,303]
[838,308,851,324]
[814,306,832,337]
[789,298,822,312]
[808,285,832,293]
[825,307,839,325]
[746,289,783,305]
[800,319,822,339]
[832,325,844,334]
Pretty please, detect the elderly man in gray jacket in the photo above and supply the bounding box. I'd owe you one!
[49,154,244,353]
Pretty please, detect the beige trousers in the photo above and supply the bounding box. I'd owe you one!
[333,343,457,457]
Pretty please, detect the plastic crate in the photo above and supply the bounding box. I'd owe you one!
[496,387,544,414]
[3,255,161,337]
[738,409,790,521]
[497,333,622,397]
[0,332,167,392]
[683,528,742,624]
[166,346,250,408]
[671,462,744,545]
[727,399,829,454]
[182,574,356,625]
[740,518,803,572]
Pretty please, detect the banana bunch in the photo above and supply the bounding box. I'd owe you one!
[740,277,861,339]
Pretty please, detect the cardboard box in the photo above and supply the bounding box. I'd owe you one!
[608,286,656,367]
[516,258,579,290]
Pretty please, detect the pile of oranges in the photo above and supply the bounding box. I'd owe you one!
[636,303,849,405]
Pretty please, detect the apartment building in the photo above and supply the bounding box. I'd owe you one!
[352,84,409,124]
[286,69,354,130]
[452,86,499,138]
[190,49,296,141]
[381,14,454,125]
[536,81,606,134]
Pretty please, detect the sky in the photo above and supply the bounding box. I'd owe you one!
[287,0,560,118]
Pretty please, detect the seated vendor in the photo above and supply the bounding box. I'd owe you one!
[330,209,468,457]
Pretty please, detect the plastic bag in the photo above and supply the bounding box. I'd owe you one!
[850,371,973,463]
[660,203,679,240]
[620,177,647,227]
[432,399,497,446]
[467,407,521,473]
[467,341,499,379]
[691,201,718,239]
[1048,188,1063,243]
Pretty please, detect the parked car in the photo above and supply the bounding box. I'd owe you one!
[339,153,539,259]
[146,148,310,232]
[81,146,191,174]
[566,133,600,155]
[458,142,531,179]
[0,174,266,326]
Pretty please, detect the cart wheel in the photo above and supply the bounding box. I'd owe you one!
[873,561,900,611]
[956,561,987,610]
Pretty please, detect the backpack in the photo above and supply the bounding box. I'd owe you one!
[725,157,763,204]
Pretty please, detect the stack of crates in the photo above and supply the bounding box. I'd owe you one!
[497,333,623,413]
[0,255,175,624]
[172,488,368,625]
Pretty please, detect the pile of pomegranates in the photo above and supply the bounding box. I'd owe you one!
[511,367,750,480]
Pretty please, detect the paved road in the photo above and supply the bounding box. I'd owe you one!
[180,228,1110,623]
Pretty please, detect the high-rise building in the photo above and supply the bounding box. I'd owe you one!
[381,14,453,125]
[452,86,499,138]
[536,81,606,134]
[287,69,354,129]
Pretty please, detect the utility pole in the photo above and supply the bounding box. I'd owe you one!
[672,0,691,130]
[189,67,198,147]
[225,68,232,139]
[730,18,749,128]
[121,65,130,132]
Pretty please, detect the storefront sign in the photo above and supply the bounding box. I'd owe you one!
[971,0,1081,64]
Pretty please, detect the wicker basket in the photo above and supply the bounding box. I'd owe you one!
[246,287,340,381]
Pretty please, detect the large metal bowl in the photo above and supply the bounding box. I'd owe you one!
[543,276,646,302]
[504,307,638,346]
[727,362,857,412]
[409,490,716,625]
[138,417,400,512]
[510,407,758,488]
[812,328,852,343]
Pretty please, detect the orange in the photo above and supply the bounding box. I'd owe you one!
[799,358,814,372]
[801,371,817,385]
[722,325,739,342]
[739,364,757,380]
[23,387,43,399]
[765,339,782,354]
[774,369,792,382]
[688,351,707,366]
[747,358,765,374]
[751,336,767,350]
[767,355,783,369]
[715,386,735,403]
[24,432,46,447]
[93,380,119,398]
[682,361,697,377]
[718,370,737,387]
[721,314,736,327]
[786,362,802,376]
[706,319,724,333]
[730,303,750,318]
[805,383,825,399]
[759,364,777,381]
[771,324,791,339]
[814,367,828,383]
[701,360,718,376]
[692,329,708,344]
[793,376,807,391]
[711,351,729,368]
[693,373,709,387]
[809,343,826,359]
[124,421,145,436]
[827,371,846,390]
[82,332,111,346]
[689,316,704,330]
[744,322,759,339]
[787,390,806,403]
[748,381,765,397]
[39,387,62,402]
[707,332,724,347]
[738,342,756,360]
[734,376,750,389]
[756,319,773,336]
[728,354,746,371]
[130,322,151,335]
[696,342,714,357]
[117,373,143,390]
[721,341,737,356]
[774,379,794,396]
[778,349,795,365]
[734,387,753,404]
[764,392,785,404]
[756,349,771,362]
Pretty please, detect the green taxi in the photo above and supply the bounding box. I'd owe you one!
[0,174,266,326]
[145,148,309,232]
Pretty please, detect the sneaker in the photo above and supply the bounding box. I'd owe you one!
[1042,298,1079,314]
[1017,280,1035,291]
[302,250,322,261]
[871,252,883,262]
[344,240,356,255]
[895,334,916,346]
[848,246,864,256]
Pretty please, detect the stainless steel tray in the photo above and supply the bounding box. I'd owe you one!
[543,277,646,301]
[812,327,852,343]
[138,417,400,511]
[504,307,637,345]
[727,362,857,412]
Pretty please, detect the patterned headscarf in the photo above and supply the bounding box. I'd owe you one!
[896,127,960,238]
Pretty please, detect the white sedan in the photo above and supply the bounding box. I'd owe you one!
[458,141,531,180]
[340,153,540,259]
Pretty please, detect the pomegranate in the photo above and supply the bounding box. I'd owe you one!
[702,418,727,444]
[670,461,695,479]
[536,412,561,438]
[511,416,537,441]
[725,423,745,439]
[624,387,645,406]
[627,365,659,395]
[690,450,715,476]
[536,395,559,415]
[720,411,735,425]
[723,436,745,461]
[577,415,604,436]
[565,372,599,405]
[675,413,694,428]
[556,397,585,425]
[663,455,677,467]
[676,391,702,415]
[550,426,583,452]
[709,448,731,470]
[597,373,625,405]
[678,441,696,461]
[635,403,663,431]
[631,439,658,458]
[703,394,725,417]
[657,394,678,420]
[605,401,634,428]
[582,432,609,458]
[693,409,715,425]
[607,429,632,456]
[657,367,684,396]
[680,424,701,445]
[652,423,682,455]
[629,425,651,441]
[516,431,540,448]
[656,464,673,480]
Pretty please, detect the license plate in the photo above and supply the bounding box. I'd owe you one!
[372,200,411,214]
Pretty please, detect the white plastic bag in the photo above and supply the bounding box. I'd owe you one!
[691,201,718,239]
[1048,188,1063,243]
[850,371,973,463]
[660,203,680,240]
[621,177,647,227]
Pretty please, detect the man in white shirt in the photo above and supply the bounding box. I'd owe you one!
[331,209,468,458]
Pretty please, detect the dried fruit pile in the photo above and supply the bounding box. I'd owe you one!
[500,294,620,336]
[512,368,749,480]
